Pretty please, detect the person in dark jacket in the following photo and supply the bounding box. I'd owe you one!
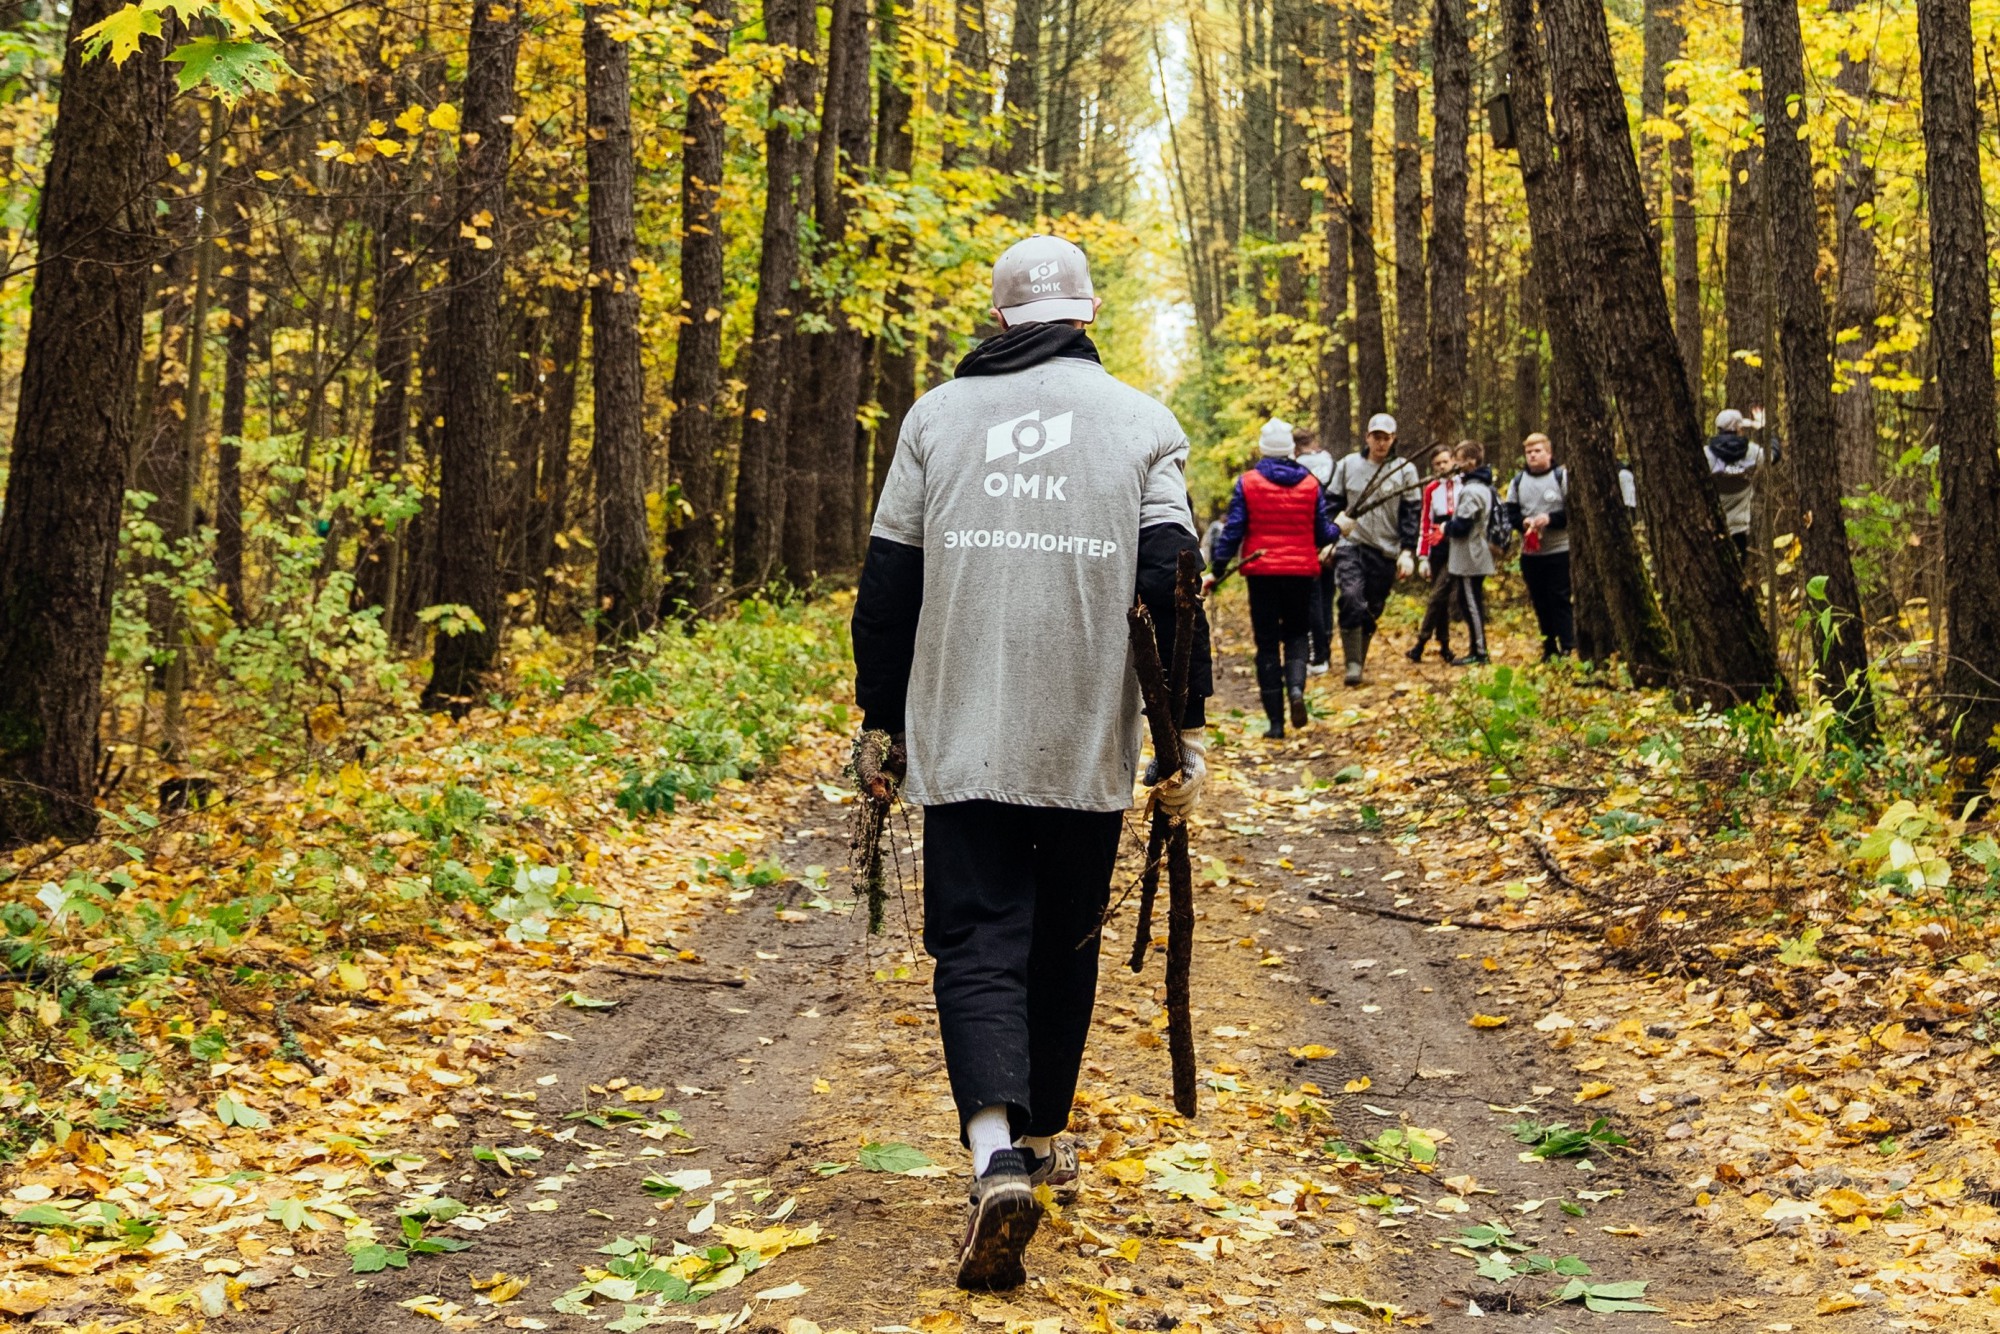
[1443,440,1496,666]
[850,235,1214,1291]
[1206,418,1341,739]
[1705,408,1764,557]
[1504,432,1574,660]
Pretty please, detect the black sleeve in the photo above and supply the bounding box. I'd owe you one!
[1445,513,1476,539]
[1136,523,1213,730]
[852,536,924,733]
[1396,497,1421,552]
[1545,508,1568,530]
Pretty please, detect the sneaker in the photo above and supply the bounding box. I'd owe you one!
[1453,653,1490,668]
[956,1149,1043,1290]
[1307,661,1330,676]
[1024,1139,1079,1192]
[1288,687,1309,727]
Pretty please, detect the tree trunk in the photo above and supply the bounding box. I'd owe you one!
[1916,0,2000,775]
[1830,0,1879,495]
[1750,0,1873,735]
[1349,10,1388,427]
[1426,0,1469,449]
[531,285,583,625]
[1723,5,1767,415]
[1639,0,1669,237]
[1391,0,1427,437]
[355,121,422,614]
[731,0,817,587]
[1272,0,1311,319]
[1318,6,1351,442]
[217,236,251,620]
[803,0,872,578]
[662,0,734,615]
[945,0,988,169]
[1504,0,1674,679]
[584,0,657,642]
[1243,0,1275,246]
[869,0,917,516]
[1667,4,1701,407]
[1541,0,1788,707]
[423,1,520,711]
[994,0,1041,209]
[0,0,169,846]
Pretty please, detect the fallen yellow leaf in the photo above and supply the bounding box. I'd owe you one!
[1469,1014,1511,1028]
[1288,1044,1337,1060]
[621,1086,666,1103]
[1344,1075,1372,1093]
[1575,1081,1613,1102]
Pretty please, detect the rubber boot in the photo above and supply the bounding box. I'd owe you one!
[1341,625,1367,687]
[1286,642,1310,727]
[1260,690,1286,741]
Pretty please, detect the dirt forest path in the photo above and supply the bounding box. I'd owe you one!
[241,591,1811,1334]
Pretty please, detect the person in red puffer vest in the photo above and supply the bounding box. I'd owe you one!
[1203,419,1342,739]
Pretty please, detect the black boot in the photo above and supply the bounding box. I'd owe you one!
[1260,690,1286,740]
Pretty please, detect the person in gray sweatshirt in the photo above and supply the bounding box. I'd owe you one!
[1504,432,1574,660]
[1705,408,1764,557]
[1324,412,1422,684]
[1443,439,1495,665]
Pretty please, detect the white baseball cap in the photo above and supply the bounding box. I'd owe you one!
[1715,408,1744,433]
[992,235,1097,326]
[1367,412,1397,435]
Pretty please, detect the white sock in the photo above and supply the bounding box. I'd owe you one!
[967,1106,1013,1175]
[1015,1134,1053,1161]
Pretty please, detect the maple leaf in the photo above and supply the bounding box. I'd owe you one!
[78,5,162,65]
[165,37,292,99]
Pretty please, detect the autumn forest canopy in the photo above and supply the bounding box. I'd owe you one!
[4,0,2000,1320]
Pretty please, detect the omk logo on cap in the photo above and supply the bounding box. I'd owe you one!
[1027,259,1062,290]
[981,410,1073,502]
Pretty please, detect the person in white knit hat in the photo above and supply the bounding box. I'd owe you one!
[1203,418,1342,738]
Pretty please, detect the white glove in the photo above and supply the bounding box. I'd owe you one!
[1156,730,1207,818]
[1417,556,1430,580]
[1396,550,1416,579]
[1330,511,1351,532]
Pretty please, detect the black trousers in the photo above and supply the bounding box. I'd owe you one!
[1246,574,1315,695]
[1520,550,1575,658]
[1414,551,1458,654]
[1334,544,1397,632]
[1309,569,1337,664]
[1455,574,1489,659]
[923,800,1124,1141]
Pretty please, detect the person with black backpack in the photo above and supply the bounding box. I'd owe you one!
[1503,432,1574,660]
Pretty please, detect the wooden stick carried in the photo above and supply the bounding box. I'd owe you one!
[1126,549,1203,1117]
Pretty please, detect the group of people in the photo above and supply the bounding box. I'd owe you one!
[1205,415,1586,738]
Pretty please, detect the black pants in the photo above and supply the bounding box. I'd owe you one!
[1455,574,1489,659]
[1334,544,1397,632]
[1247,574,1315,695]
[923,800,1124,1141]
[1519,550,1574,658]
[1309,569,1337,664]
[1414,551,1458,654]
[1730,530,1750,557]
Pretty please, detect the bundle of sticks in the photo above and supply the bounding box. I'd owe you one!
[849,729,905,933]
[1125,548,1202,1117]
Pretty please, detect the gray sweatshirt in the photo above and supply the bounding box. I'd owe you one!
[869,358,1196,811]
[1327,451,1421,556]
[1449,476,1497,577]
[1508,466,1569,555]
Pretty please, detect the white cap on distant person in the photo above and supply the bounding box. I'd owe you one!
[992,235,1097,326]
[1715,408,1745,433]
[1367,412,1397,435]
[1259,418,1295,458]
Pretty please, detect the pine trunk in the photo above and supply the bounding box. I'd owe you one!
[423,1,520,711]
[1667,20,1701,407]
[1722,5,1767,415]
[1504,0,1674,679]
[584,0,657,641]
[1916,0,2000,774]
[1390,0,1427,437]
[731,0,816,586]
[1541,0,1788,706]
[1349,11,1388,427]
[530,286,584,624]
[994,0,1041,207]
[1751,0,1873,734]
[217,243,251,620]
[870,0,917,516]
[0,0,169,846]
[662,0,735,614]
[1272,0,1311,319]
[1318,6,1351,441]
[1830,0,1879,494]
[1427,0,1469,449]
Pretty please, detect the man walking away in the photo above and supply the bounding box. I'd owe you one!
[1506,432,1574,660]
[1326,413,1422,685]
[851,235,1214,1290]
[1444,439,1496,666]
[1295,426,1337,672]
[1207,418,1339,739]
[1705,409,1764,557]
[1408,443,1461,663]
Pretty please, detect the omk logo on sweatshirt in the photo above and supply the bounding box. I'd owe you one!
[982,410,1073,502]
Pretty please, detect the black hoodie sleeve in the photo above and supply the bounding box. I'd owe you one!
[1135,523,1212,729]
[1397,497,1421,552]
[851,536,924,734]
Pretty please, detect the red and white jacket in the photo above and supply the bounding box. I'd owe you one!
[1417,475,1459,559]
